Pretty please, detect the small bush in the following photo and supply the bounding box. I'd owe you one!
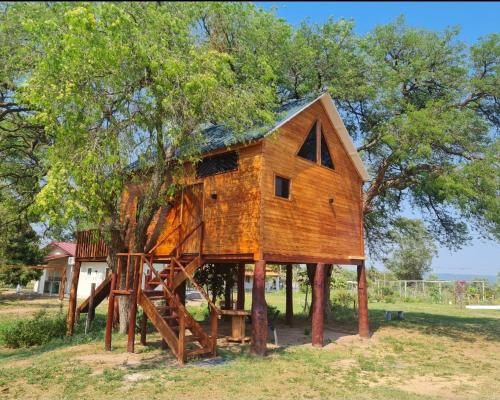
[1,310,66,348]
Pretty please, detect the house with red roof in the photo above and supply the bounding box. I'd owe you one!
[34,242,108,299]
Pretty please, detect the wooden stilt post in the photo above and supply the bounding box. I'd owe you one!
[127,257,140,353]
[286,264,293,326]
[59,267,67,301]
[251,260,267,356]
[105,270,117,351]
[66,260,81,336]
[312,263,325,347]
[85,283,96,334]
[237,263,245,310]
[357,262,370,338]
[224,266,232,310]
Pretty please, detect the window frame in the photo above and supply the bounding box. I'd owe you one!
[196,150,239,179]
[274,173,292,201]
[295,118,336,172]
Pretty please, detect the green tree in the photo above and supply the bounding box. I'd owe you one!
[8,2,280,332]
[383,218,437,280]
[281,17,499,256]
[0,219,43,286]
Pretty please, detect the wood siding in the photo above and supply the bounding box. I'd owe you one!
[261,101,364,261]
[153,143,263,256]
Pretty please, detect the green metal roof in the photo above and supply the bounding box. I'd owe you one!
[199,96,317,153]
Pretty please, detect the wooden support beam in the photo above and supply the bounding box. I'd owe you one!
[357,262,370,338]
[224,264,234,311]
[140,313,148,346]
[285,264,293,326]
[105,271,117,351]
[251,260,267,356]
[59,267,67,301]
[312,263,325,347]
[127,258,140,353]
[66,261,81,336]
[237,263,245,310]
[85,283,96,334]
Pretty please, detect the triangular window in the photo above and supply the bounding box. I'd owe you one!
[297,122,317,162]
[320,129,334,169]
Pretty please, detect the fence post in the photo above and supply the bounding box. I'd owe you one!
[85,283,96,334]
[404,281,407,298]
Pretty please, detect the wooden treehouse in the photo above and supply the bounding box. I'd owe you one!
[67,92,371,363]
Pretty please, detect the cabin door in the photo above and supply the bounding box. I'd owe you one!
[179,182,204,255]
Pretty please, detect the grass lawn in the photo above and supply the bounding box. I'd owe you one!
[1,287,499,400]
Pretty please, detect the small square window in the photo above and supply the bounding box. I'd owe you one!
[275,175,290,199]
[87,268,92,275]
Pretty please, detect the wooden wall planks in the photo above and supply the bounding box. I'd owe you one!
[82,100,365,264]
[261,101,364,260]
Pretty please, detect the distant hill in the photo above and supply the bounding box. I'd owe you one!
[433,273,497,285]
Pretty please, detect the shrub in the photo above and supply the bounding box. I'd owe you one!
[1,310,66,348]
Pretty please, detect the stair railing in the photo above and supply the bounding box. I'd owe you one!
[141,254,215,356]
[171,257,221,316]
[171,256,220,355]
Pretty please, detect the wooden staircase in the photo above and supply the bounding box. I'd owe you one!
[107,219,221,364]
[138,255,219,363]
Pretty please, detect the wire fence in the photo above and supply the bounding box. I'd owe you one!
[346,279,494,304]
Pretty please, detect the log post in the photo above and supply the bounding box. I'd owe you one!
[251,260,267,356]
[224,267,232,310]
[285,264,293,326]
[127,257,140,353]
[85,283,96,334]
[237,263,245,310]
[59,267,67,301]
[66,260,81,336]
[357,262,370,338]
[210,307,218,356]
[312,263,325,347]
[105,271,117,351]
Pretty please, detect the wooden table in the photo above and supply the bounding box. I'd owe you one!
[220,309,251,342]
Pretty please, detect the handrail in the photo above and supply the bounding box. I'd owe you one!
[172,257,221,316]
[148,223,182,254]
[168,220,203,257]
[141,254,188,318]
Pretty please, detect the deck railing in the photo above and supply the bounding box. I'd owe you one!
[76,230,109,259]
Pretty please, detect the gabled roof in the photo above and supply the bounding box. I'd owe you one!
[44,241,76,261]
[200,93,370,181]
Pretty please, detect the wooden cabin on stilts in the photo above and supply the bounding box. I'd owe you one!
[66,92,370,363]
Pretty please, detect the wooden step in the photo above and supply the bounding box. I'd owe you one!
[143,289,164,295]
[155,305,172,311]
[186,347,212,358]
[185,335,201,343]
[162,315,176,321]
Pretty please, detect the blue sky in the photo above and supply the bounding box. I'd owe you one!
[258,2,500,277]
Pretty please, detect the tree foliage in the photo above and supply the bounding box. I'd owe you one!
[0,219,43,286]
[279,17,499,255]
[0,4,498,264]
[383,218,437,280]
